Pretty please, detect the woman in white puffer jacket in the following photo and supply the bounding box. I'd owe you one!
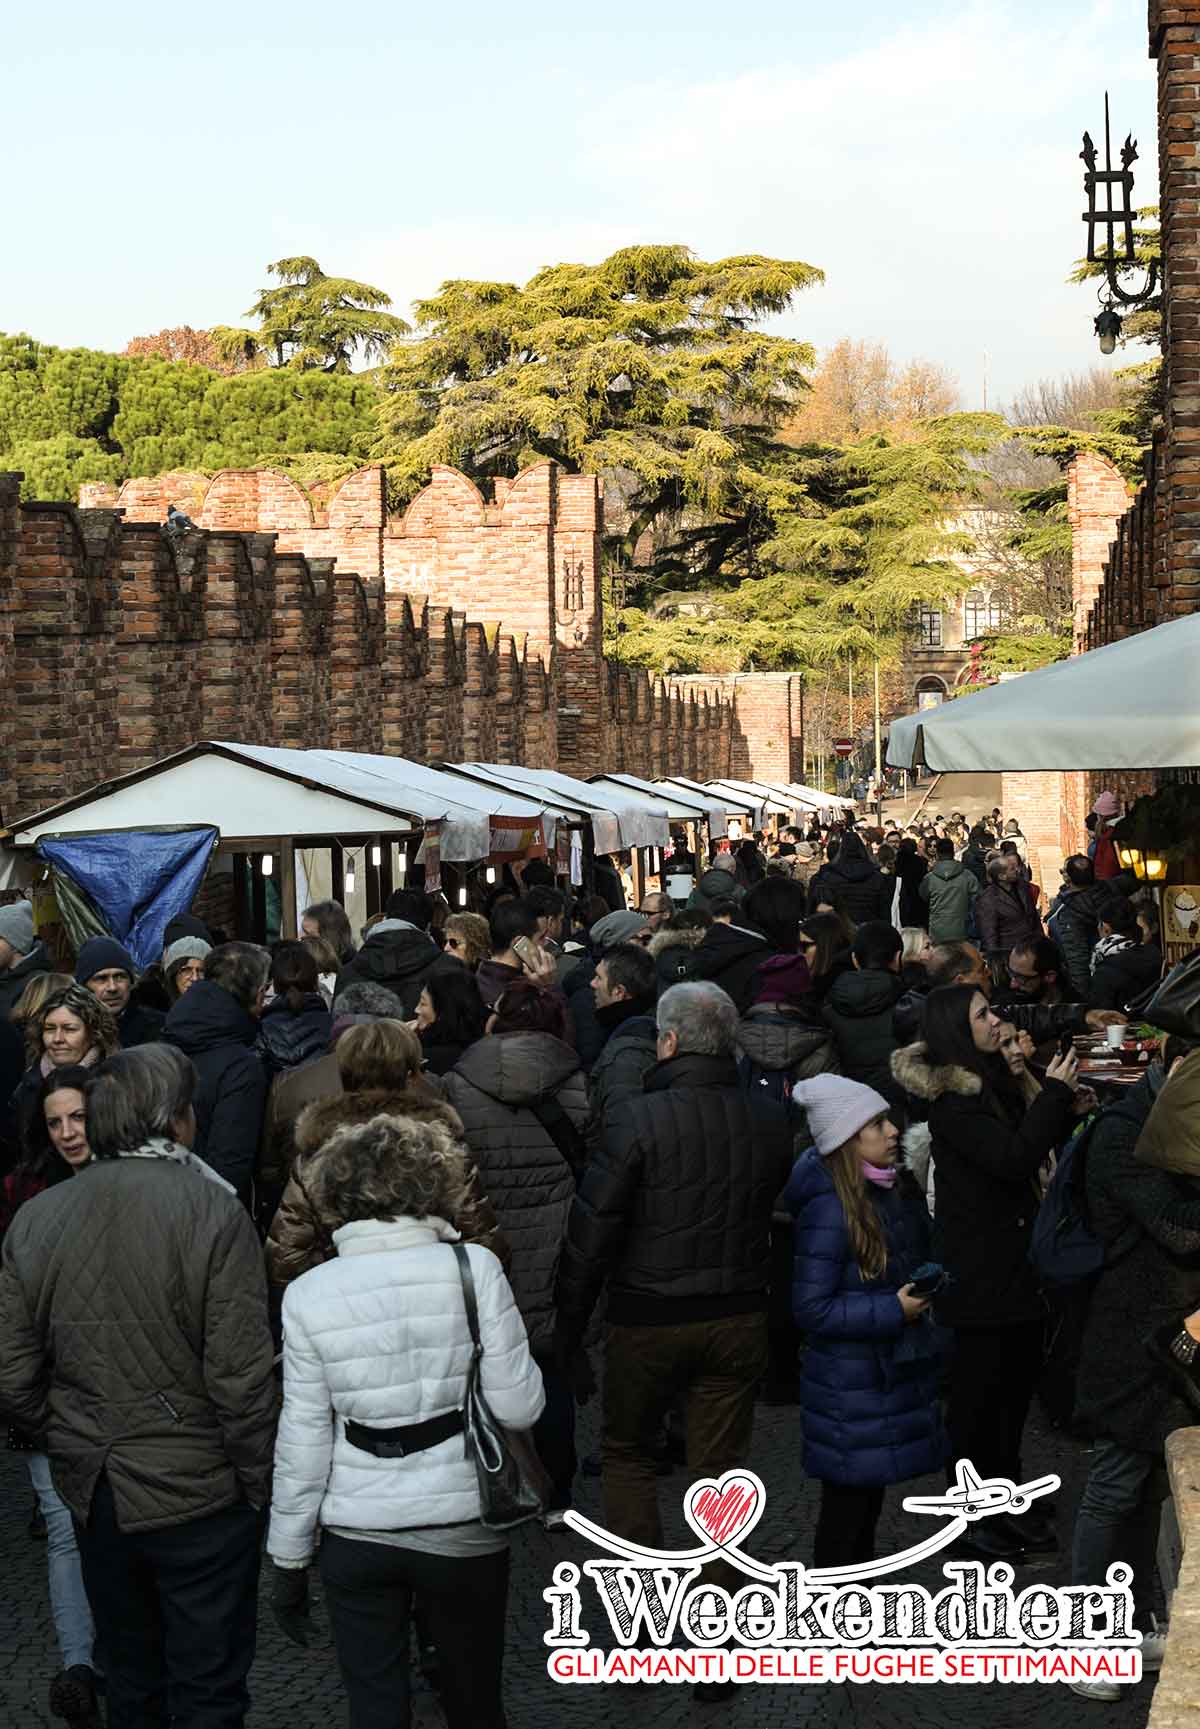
[266,1111,544,1729]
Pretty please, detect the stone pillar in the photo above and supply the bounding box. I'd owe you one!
[1067,452,1129,649]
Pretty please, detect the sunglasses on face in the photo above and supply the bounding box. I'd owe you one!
[446,937,463,950]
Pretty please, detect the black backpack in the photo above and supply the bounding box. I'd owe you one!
[736,1051,793,1108]
[1029,1105,1140,1289]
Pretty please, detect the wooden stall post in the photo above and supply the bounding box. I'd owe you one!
[279,840,298,938]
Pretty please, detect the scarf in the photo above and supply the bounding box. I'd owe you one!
[1090,932,1135,975]
[118,1135,235,1195]
[38,1045,102,1080]
[862,1160,898,1189]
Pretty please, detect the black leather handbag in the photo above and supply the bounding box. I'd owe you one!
[452,1243,552,1530]
[1128,950,1200,1037]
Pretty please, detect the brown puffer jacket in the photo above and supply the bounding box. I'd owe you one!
[442,1032,586,1354]
[264,1085,507,1286]
[0,1151,276,1532]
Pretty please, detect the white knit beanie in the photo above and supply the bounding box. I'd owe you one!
[793,1075,892,1156]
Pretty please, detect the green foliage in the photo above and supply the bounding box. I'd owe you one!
[377,244,823,568]
[8,434,124,502]
[974,629,1072,677]
[1069,207,1162,349]
[215,257,410,374]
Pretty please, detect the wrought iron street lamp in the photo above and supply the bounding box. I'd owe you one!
[1081,94,1159,352]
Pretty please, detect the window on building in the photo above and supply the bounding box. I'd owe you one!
[916,603,942,647]
[963,589,1006,638]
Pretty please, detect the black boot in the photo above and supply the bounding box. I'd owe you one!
[49,1665,102,1729]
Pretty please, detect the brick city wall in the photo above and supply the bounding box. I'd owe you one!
[7,460,798,825]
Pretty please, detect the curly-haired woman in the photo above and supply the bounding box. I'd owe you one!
[267,1112,543,1729]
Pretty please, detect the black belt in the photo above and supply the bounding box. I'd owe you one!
[345,1411,463,1460]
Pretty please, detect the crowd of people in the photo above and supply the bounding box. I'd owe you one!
[0,782,1196,1723]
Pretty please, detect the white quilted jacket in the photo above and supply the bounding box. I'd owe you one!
[267,1216,545,1564]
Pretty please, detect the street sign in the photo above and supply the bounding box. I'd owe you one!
[833,738,854,759]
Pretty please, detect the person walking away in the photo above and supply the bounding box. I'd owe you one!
[890,985,1079,1562]
[822,922,906,1109]
[267,1115,543,1729]
[75,937,163,1048]
[334,890,459,1017]
[255,942,333,1081]
[163,942,269,1199]
[648,909,711,993]
[975,854,1042,985]
[960,826,995,891]
[688,850,743,915]
[786,1076,944,1567]
[894,838,929,929]
[1090,792,1123,881]
[442,981,587,1521]
[0,1044,277,1729]
[807,831,892,926]
[0,901,51,1022]
[1066,1036,1200,1701]
[555,982,793,1629]
[1,1066,101,1729]
[919,839,979,944]
[1047,856,1108,1000]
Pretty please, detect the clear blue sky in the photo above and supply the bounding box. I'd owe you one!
[3,0,1156,408]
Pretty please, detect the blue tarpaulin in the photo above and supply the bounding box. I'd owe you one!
[38,828,218,970]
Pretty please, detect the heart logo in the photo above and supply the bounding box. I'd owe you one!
[683,1469,765,1551]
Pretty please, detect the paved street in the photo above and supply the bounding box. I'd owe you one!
[882,772,1004,832]
[0,1388,1158,1729]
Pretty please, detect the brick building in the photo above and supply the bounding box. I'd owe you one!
[0,458,804,828]
[996,2,1200,883]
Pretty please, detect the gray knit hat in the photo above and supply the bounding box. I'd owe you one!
[332,981,407,1019]
[0,900,35,957]
[163,936,212,973]
[792,1075,892,1156]
[589,910,648,951]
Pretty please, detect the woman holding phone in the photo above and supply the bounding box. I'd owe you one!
[891,985,1080,1563]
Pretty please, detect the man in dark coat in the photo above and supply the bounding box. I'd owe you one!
[975,855,1041,976]
[75,936,164,1048]
[333,889,459,1018]
[163,943,269,1198]
[893,838,929,928]
[920,840,980,943]
[822,921,905,1107]
[1069,1043,1200,1676]
[0,1043,276,1729]
[1086,896,1163,1013]
[681,903,772,1013]
[556,981,793,1570]
[1047,855,1108,999]
[564,911,648,1071]
[0,901,51,1022]
[807,831,892,925]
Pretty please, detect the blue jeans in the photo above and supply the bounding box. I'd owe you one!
[1071,1438,1163,1627]
[28,1452,95,1670]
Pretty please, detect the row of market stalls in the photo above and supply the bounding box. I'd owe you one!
[0,743,855,965]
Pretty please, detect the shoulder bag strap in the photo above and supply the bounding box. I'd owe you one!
[525,1094,587,1173]
[452,1241,482,1351]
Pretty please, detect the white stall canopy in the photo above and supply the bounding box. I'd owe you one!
[588,773,723,826]
[886,612,1200,773]
[708,778,800,822]
[656,776,762,832]
[444,763,671,853]
[10,742,546,862]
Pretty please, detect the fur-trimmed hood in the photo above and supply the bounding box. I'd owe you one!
[890,1041,982,1103]
[648,925,706,959]
[295,1084,464,1157]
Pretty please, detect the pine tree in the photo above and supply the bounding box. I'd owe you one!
[214,257,410,373]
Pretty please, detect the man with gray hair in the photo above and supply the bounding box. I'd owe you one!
[556,981,793,1584]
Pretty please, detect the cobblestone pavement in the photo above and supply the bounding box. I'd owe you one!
[0,1394,1157,1728]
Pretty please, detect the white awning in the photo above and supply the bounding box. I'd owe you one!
[886,612,1200,772]
[444,764,671,853]
[10,743,546,862]
[589,773,722,826]
[654,776,761,831]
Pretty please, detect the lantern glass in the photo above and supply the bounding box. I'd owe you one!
[1145,855,1166,881]
[261,854,273,877]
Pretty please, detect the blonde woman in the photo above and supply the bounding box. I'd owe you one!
[443,912,490,972]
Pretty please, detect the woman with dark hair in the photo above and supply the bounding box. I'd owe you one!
[0,1065,100,1727]
[734,838,767,891]
[301,900,356,965]
[7,985,120,1153]
[797,912,853,1004]
[743,875,809,956]
[890,984,1079,1562]
[894,838,929,929]
[413,967,489,1075]
[443,977,588,1524]
[807,829,892,925]
[256,942,333,1081]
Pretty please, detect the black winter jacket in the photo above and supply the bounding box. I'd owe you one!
[163,983,268,1196]
[0,1019,24,1172]
[334,924,460,1018]
[1074,1070,1200,1451]
[556,1051,794,1332]
[254,992,333,1081]
[894,850,929,928]
[1047,885,1108,1000]
[564,960,606,1071]
[442,1033,586,1353]
[682,922,772,1011]
[891,1042,1076,1329]
[117,1002,165,1049]
[648,926,706,993]
[687,868,743,915]
[807,837,891,926]
[822,968,905,1102]
[1088,942,1163,1013]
